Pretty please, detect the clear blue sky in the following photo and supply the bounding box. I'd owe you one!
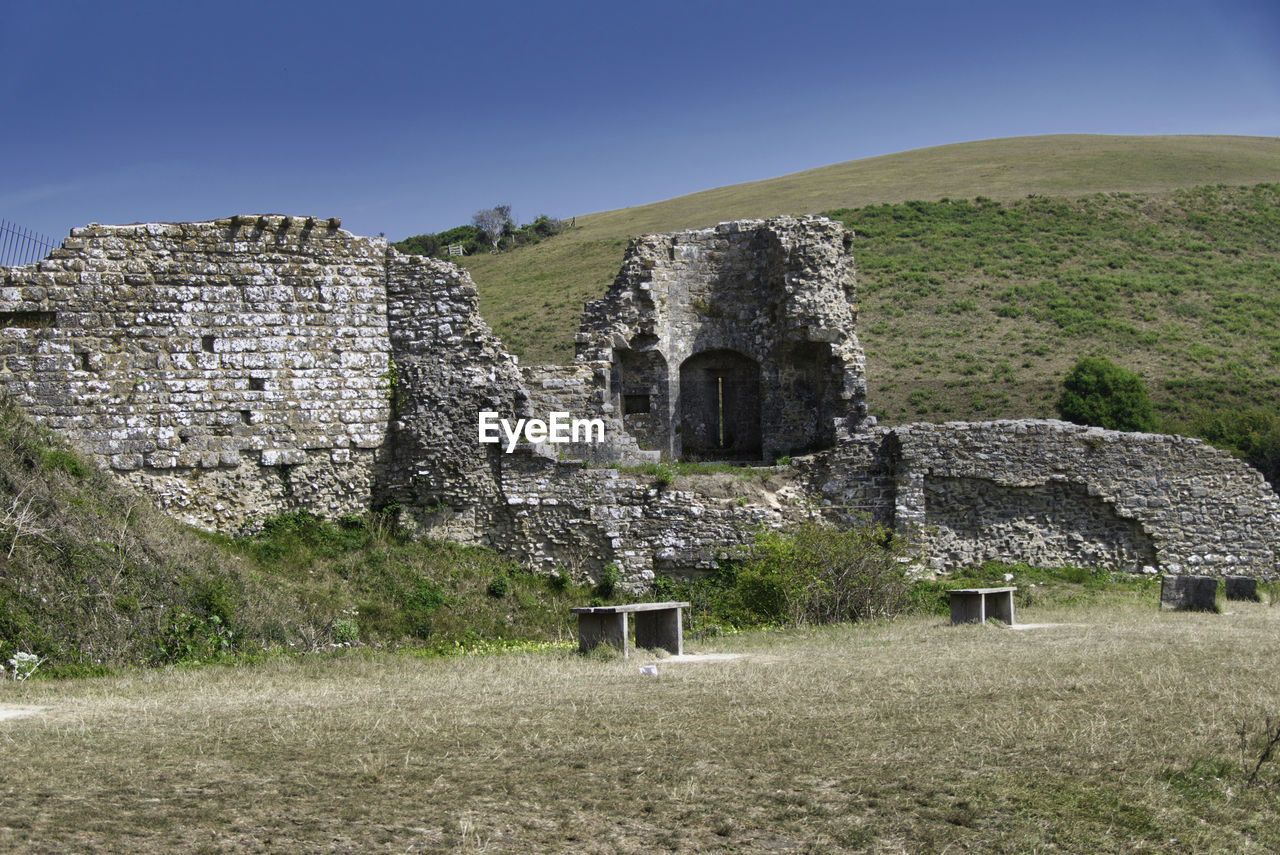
[2,0,1277,243]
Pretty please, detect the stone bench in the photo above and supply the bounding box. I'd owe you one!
[1225,575,1261,602]
[570,601,691,657]
[1160,575,1219,611]
[948,586,1016,626]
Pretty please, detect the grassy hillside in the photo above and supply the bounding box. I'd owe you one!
[0,399,608,673]
[459,134,1280,366]
[832,183,1280,426]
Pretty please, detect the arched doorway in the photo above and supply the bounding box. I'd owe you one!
[678,349,761,460]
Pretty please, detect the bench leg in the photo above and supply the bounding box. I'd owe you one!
[986,592,1015,625]
[634,608,683,655]
[577,612,629,656]
[949,593,985,625]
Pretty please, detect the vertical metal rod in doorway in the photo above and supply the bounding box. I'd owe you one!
[717,375,724,448]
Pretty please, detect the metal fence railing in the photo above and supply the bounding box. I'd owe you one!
[0,219,57,267]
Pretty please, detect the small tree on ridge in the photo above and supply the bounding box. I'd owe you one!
[472,205,512,251]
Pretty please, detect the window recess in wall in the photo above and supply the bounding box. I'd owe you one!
[623,393,651,415]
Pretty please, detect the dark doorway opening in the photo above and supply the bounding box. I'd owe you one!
[679,349,761,460]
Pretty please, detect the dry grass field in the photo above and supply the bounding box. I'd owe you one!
[4,591,1279,853]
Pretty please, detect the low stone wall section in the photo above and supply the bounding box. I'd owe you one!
[794,429,899,527]
[891,420,1280,576]
[519,362,654,464]
[921,476,1158,572]
[494,450,812,586]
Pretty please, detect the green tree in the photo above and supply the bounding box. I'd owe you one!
[1055,356,1155,432]
[1184,407,1280,492]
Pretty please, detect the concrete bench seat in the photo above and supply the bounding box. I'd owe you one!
[570,601,691,656]
[948,586,1016,626]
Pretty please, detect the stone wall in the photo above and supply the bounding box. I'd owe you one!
[809,420,1280,577]
[494,450,809,583]
[792,430,899,527]
[519,362,655,465]
[921,477,1158,571]
[0,216,390,530]
[377,252,528,541]
[3,215,1279,585]
[521,363,597,421]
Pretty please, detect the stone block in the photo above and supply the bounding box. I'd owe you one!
[1224,576,1260,602]
[1160,575,1219,611]
[110,453,143,471]
[260,449,307,466]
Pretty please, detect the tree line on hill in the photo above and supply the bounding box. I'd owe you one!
[394,205,570,259]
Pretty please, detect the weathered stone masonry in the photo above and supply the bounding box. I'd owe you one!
[0,216,390,530]
[804,420,1280,576]
[378,250,528,542]
[575,218,868,462]
[2,213,1278,583]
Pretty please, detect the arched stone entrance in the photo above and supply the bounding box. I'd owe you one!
[678,349,761,460]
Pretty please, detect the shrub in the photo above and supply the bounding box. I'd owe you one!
[329,617,359,645]
[39,449,88,479]
[1055,356,1155,432]
[152,611,234,665]
[594,563,621,599]
[486,572,510,599]
[640,462,675,489]
[737,522,910,625]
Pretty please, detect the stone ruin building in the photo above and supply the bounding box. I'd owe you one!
[574,217,868,462]
[0,213,1277,586]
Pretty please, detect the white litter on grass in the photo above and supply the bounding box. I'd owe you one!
[638,664,659,676]
[0,705,43,721]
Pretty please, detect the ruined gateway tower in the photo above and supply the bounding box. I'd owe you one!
[574,218,868,462]
[1,213,1278,583]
